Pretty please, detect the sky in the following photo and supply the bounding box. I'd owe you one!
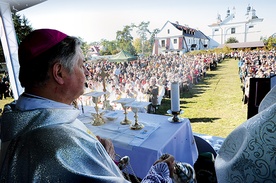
[19,0,276,43]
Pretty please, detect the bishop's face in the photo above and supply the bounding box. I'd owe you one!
[63,47,89,102]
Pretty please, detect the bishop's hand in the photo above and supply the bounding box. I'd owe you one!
[97,136,115,160]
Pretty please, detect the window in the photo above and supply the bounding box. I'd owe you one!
[231,28,235,34]
[168,29,170,34]
[161,40,165,47]
[174,39,177,44]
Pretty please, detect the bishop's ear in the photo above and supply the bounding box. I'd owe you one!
[52,63,65,85]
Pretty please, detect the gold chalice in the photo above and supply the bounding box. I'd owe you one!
[125,101,151,130]
[82,91,106,126]
[113,98,135,125]
[92,96,105,126]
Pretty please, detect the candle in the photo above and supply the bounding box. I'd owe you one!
[171,82,180,111]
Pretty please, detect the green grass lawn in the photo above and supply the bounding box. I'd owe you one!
[156,58,247,138]
[0,97,14,112]
[0,58,247,138]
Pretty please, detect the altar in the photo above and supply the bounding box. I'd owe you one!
[78,108,198,179]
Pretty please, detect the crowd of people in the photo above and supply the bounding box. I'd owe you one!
[79,52,223,112]
[0,72,12,100]
[237,50,276,104]
[78,49,275,110]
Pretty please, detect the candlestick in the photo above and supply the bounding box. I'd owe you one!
[167,109,184,122]
[171,82,180,112]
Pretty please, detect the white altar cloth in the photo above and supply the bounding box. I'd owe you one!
[79,108,198,179]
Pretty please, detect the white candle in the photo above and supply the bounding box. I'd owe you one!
[171,82,180,111]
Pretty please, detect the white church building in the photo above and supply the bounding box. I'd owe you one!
[209,5,263,45]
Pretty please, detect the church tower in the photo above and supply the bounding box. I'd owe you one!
[208,5,263,45]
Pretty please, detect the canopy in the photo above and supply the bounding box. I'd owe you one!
[108,50,137,62]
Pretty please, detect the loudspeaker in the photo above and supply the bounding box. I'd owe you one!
[247,78,270,119]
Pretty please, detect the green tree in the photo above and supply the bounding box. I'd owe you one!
[0,13,33,62]
[133,38,142,54]
[149,28,159,46]
[135,21,150,55]
[100,39,118,55]
[78,37,90,60]
[226,37,239,43]
[221,46,232,54]
[116,25,136,55]
[264,35,276,50]
[13,14,33,44]
[143,40,152,56]
[147,28,159,56]
[132,22,159,56]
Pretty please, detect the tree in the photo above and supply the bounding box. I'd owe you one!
[226,37,239,44]
[0,13,33,62]
[13,13,33,44]
[265,37,276,50]
[78,37,90,61]
[132,22,159,56]
[262,34,276,50]
[135,21,150,55]
[133,38,142,54]
[143,40,152,56]
[100,39,118,55]
[116,25,136,55]
[147,28,159,56]
[149,28,159,46]
[221,46,232,54]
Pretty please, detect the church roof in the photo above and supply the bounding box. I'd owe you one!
[170,22,196,32]
[169,21,209,40]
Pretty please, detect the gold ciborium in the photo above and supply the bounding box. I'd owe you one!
[125,101,151,130]
[113,98,135,125]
